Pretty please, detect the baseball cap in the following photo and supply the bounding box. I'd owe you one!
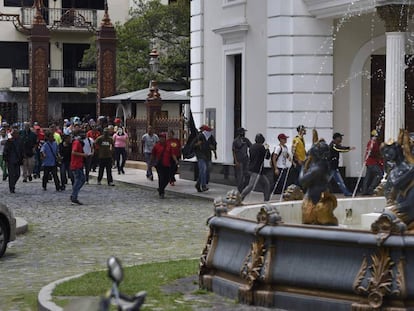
[200,125,212,131]
[236,127,247,134]
[333,132,344,139]
[371,129,378,137]
[278,133,289,140]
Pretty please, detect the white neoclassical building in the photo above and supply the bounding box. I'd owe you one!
[190,0,414,180]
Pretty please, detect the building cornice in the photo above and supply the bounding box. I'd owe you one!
[212,22,249,44]
[302,0,411,19]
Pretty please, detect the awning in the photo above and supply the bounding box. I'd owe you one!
[101,88,190,104]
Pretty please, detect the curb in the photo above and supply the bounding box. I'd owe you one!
[16,217,28,235]
[38,273,84,311]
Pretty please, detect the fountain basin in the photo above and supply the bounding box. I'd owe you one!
[199,197,414,310]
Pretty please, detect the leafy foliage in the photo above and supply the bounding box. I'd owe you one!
[82,0,190,92]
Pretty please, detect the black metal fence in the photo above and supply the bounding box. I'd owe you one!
[126,116,185,161]
[12,69,96,88]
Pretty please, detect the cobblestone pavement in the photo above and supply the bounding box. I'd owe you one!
[0,176,213,310]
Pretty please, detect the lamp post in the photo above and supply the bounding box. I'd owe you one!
[146,49,161,127]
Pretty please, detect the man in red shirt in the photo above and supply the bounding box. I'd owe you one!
[361,130,383,195]
[151,133,178,198]
[166,129,181,186]
[70,132,87,205]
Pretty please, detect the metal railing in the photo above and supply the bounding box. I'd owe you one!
[12,69,97,88]
[20,7,97,29]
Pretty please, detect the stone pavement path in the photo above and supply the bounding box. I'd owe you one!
[0,177,213,310]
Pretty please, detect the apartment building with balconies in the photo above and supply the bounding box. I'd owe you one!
[0,0,130,123]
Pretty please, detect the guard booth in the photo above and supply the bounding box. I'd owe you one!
[101,88,190,161]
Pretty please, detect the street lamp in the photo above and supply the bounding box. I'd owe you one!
[149,48,160,75]
[146,49,161,127]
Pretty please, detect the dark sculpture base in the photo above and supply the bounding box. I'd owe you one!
[199,213,414,310]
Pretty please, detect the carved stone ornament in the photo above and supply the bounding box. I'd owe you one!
[282,184,304,201]
[353,248,406,310]
[256,204,282,225]
[240,236,266,304]
[213,196,228,216]
[371,209,407,245]
[199,226,215,288]
[225,189,242,208]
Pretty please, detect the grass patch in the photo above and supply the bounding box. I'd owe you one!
[53,258,202,310]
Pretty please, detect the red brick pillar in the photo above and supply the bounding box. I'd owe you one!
[96,7,117,118]
[28,7,50,127]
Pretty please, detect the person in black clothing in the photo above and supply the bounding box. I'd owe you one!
[240,133,271,202]
[328,132,355,196]
[20,122,38,182]
[3,129,24,193]
[59,135,74,190]
[232,127,252,192]
[193,125,217,192]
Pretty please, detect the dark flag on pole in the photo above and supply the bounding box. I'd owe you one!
[182,109,198,159]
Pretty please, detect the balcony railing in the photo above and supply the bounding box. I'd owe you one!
[20,7,97,29]
[12,69,97,88]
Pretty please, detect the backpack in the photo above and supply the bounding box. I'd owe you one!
[270,146,283,169]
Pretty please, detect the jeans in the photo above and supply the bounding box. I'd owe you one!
[362,165,383,194]
[197,159,208,188]
[235,159,249,193]
[71,168,85,200]
[98,158,113,184]
[115,147,127,173]
[156,164,170,195]
[330,169,351,195]
[22,156,34,179]
[60,162,73,186]
[241,172,271,202]
[42,166,61,190]
[144,152,153,178]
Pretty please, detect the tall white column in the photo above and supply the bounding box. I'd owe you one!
[384,31,406,142]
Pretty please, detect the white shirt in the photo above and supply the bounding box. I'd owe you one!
[82,137,94,155]
[0,134,7,155]
[274,144,291,169]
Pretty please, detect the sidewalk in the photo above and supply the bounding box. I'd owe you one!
[95,160,268,204]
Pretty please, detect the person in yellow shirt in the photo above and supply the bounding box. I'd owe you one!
[291,125,307,185]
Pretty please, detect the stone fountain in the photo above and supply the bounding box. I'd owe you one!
[199,129,414,310]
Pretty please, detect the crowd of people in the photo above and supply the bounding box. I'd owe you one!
[232,125,384,202]
[0,116,129,205]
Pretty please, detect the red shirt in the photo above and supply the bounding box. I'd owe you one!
[87,129,101,140]
[365,138,383,167]
[70,139,84,170]
[152,142,173,167]
[166,138,181,158]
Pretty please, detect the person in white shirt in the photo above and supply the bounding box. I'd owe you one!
[271,133,292,194]
[82,133,94,184]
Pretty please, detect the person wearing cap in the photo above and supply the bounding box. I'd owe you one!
[272,133,292,194]
[232,127,252,192]
[328,132,355,196]
[95,127,115,186]
[192,124,217,192]
[361,129,383,195]
[151,132,178,198]
[291,125,307,185]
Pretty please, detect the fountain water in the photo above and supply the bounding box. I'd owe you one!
[199,2,414,310]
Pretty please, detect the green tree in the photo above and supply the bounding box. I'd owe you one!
[82,0,190,92]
